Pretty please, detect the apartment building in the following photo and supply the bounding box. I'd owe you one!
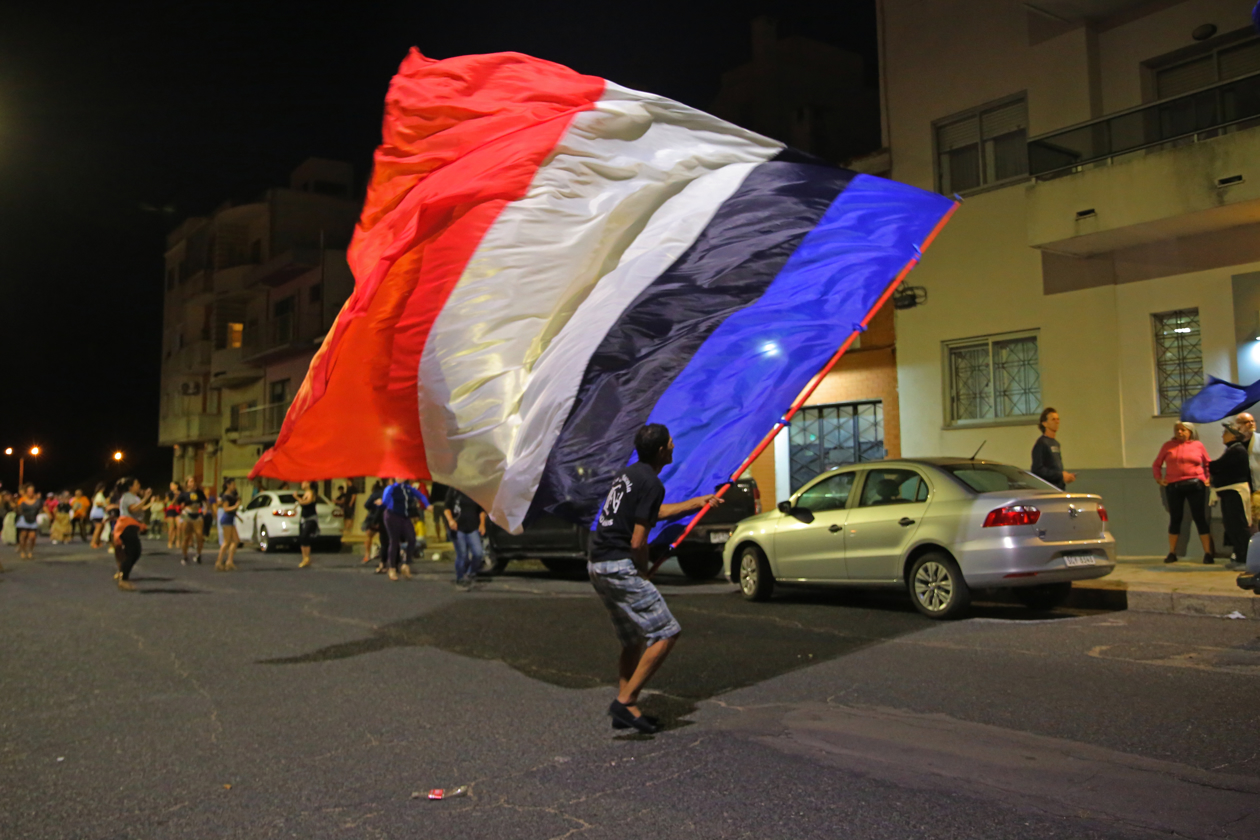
[159,158,359,501]
[878,0,1260,554]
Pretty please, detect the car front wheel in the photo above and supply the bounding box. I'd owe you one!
[738,545,774,601]
[258,526,272,554]
[908,552,970,619]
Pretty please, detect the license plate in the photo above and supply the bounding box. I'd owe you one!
[1063,554,1097,567]
[709,531,731,544]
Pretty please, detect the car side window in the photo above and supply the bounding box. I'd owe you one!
[795,473,856,513]
[246,495,269,511]
[858,469,927,507]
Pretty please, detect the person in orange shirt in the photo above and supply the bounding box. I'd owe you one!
[70,489,91,542]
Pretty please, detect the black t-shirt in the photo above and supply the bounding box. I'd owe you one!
[590,463,666,563]
[220,491,238,513]
[177,490,204,513]
[299,494,318,519]
[444,488,483,533]
[1030,435,1065,490]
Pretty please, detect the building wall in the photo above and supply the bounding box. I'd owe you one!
[882,0,1260,555]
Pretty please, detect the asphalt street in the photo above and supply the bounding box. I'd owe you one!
[3,540,1258,839]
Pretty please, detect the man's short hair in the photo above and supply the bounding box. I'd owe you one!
[634,424,671,463]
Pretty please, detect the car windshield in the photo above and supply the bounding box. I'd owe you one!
[940,463,1058,493]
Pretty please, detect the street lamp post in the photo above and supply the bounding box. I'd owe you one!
[6,446,40,488]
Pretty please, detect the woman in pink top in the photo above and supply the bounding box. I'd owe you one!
[1152,421,1213,564]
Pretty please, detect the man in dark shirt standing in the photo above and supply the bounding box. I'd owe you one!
[588,423,720,734]
[1031,407,1076,490]
[444,487,486,587]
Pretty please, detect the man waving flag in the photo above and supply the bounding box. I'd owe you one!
[250,49,956,534]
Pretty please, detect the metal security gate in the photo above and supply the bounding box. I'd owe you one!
[788,401,885,492]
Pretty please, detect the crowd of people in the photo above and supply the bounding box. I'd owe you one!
[0,475,481,588]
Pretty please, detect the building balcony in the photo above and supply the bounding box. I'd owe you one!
[159,413,222,446]
[165,340,212,375]
[226,400,292,445]
[241,313,321,364]
[1027,71,1260,256]
[252,247,321,288]
[209,346,263,389]
[213,264,257,298]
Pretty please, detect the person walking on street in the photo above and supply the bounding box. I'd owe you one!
[50,491,72,544]
[112,477,151,592]
[215,479,241,572]
[444,486,486,587]
[381,478,428,581]
[70,489,90,542]
[1153,421,1213,564]
[88,482,109,548]
[588,424,721,734]
[163,482,181,548]
[296,481,319,569]
[177,476,207,565]
[1031,407,1076,490]
[1210,421,1253,568]
[15,484,42,560]
[362,480,388,569]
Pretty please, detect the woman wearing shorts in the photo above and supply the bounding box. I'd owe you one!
[163,482,181,548]
[89,482,109,549]
[297,481,319,569]
[177,476,206,565]
[215,479,241,572]
[15,484,42,560]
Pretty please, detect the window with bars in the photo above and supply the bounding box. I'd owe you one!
[934,95,1028,194]
[788,401,884,493]
[945,333,1041,425]
[1153,309,1203,416]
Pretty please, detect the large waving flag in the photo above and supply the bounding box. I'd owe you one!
[250,49,956,533]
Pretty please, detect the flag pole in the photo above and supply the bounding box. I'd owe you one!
[648,200,959,579]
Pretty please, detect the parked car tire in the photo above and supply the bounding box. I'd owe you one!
[1013,582,1072,611]
[541,558,587,579]
[908,552,970,620]
[738,545,774,602]
[677,551,724,581]
[485,545,509,575]
[257,525,273,554]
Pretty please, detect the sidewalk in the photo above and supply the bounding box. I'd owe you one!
[1072,557,1259,618]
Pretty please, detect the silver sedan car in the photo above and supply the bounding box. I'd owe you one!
[721,458,1115,619]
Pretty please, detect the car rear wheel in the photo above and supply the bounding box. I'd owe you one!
[908,552,970,619]
[738,545,774,601]
[258,526,272,554]
[1013,582,1072,611]
[677,551,724,581]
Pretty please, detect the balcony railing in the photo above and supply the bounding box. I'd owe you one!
[230,400,293,440]
[1029,70,1260,179]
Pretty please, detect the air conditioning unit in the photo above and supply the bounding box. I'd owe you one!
[180,381,202,396]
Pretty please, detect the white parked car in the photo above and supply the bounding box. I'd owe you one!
[235,491,343,553]
[722,458,1116,619]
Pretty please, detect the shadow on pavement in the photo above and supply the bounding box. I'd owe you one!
[258,591,951,730]
[137,588,203,595]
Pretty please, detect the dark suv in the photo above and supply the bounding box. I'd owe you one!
[486,477,761,580]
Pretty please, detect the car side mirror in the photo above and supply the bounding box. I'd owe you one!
[791,506,815,524]
[778,500,792,514]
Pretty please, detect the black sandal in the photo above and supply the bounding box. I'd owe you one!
[608,699,659,734]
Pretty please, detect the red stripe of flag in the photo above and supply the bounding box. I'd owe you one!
[251,50,605,481]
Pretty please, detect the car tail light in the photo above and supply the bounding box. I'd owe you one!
[753,483,762,514]
[331,508,344,517]
[272,508,296,517]
[1097,504,1108,523]
[983,505,1041,527]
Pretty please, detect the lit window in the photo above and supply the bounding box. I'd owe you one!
[227,322,243,349]
[1153,309,1203,416]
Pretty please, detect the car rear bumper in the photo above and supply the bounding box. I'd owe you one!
[959,534,1116,588]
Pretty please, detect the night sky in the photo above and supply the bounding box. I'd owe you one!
[0,0,877,494]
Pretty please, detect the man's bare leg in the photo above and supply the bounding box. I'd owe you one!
[616,634,678,716]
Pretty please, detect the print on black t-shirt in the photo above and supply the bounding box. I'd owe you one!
[590,462,666,562]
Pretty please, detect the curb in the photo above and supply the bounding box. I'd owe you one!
[1070,582,1259,618]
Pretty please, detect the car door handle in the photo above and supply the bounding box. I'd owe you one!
[899,517,915,527]
[829,524,842,533]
